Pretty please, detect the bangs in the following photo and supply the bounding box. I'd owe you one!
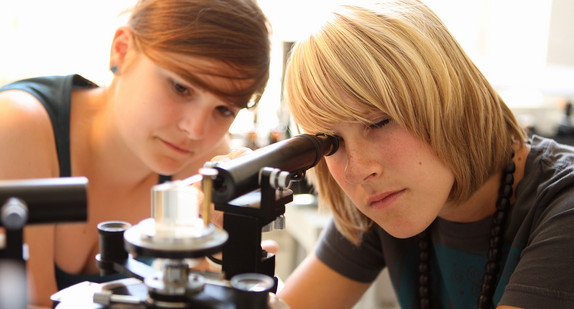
[145,51,266,109]
[285,36,390,135]
[128,0,270,109]
[285,11,426,136]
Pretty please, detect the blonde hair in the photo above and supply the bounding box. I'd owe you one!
[284,0,526,244]
[128,0,270,108]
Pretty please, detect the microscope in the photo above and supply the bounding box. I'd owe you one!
[51,133,339,309]
[0,177,88,309]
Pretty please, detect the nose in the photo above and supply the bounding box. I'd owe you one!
[343,141,379,184]
[177,107,210,140]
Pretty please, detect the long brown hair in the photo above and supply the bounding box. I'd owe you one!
[128,0,270,108]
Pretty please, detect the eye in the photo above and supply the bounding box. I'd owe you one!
[216,105,238,118]
[171,79,192,96]
[369,118,390,129]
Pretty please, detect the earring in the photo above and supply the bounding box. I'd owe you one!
[110,66,118,74]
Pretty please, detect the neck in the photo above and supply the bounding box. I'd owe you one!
[438,172,501,223]
[438,144,529,223]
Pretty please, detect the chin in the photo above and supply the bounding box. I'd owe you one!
[153,161,186,177]
[379,221,429,239]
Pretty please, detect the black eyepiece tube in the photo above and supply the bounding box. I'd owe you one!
[0,177,88,226]
[211,134,339,203]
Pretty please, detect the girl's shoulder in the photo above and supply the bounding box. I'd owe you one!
[0,90,59,178]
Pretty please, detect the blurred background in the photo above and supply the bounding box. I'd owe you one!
[2,0,573,144]
[264,0,574,142]
[1,1,573,308]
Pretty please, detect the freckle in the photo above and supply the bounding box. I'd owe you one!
[418,162,422,165]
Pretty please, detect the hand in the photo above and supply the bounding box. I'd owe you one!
[209,147,253,163]
[262,239,279,255]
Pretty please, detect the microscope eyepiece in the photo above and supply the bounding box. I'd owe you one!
[210,134,338,203]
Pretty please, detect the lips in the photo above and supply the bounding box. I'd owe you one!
[161,139,192,154]
[367,189,405,209]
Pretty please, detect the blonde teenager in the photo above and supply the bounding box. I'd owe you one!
[279,1,574,308]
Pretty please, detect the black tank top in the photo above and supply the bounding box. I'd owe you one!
[1,75,166,290]
[1,75,97,177]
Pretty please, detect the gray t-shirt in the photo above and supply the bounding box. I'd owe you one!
[316,135,574,308]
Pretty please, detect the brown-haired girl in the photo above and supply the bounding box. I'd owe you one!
[0,0,270,307]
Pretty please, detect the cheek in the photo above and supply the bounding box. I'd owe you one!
[325,156,342,178]
[201,117,233,144]
[118,98,167,131]
[324,156,349,190]
[212,115,236,132]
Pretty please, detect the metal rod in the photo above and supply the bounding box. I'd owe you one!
[199,168,218,227]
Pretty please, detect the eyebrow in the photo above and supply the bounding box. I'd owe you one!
[167,71,204,91]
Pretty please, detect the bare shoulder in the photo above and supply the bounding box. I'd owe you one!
[0,90,58,178]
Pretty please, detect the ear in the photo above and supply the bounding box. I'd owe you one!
[109,27,134,74]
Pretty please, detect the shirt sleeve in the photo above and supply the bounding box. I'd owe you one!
[499,185,574,307]
[314,218,385,283]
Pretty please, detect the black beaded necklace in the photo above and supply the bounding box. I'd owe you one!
[418,152,516,309]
